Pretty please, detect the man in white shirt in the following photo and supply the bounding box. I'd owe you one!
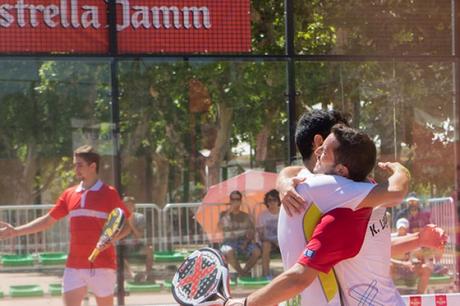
[224,112,444,306]
[225,123,411,306]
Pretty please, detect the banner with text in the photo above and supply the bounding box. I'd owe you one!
[0,0,251,54]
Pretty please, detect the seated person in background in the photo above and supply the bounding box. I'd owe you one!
[256,189,281,280]
[391,217,434,293]
[121,196,154,282]
[395,195,431,233]
[218,190,261,277]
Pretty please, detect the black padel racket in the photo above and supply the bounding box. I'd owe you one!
[88,207,125,262]
[172,247,231,306]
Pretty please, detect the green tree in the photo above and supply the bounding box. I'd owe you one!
[0,60,111,204]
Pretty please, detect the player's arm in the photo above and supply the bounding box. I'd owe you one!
[391,233,420,257]
[391,224,446,257]
[126,216,143,239]
[390,258,414,269]
[228,208,369,305]
[356,162,410,209]
[112,214,134,242]
[255,219,265,241]
[217,211,227,232]
[247,218,256,240]
[0,213,57,239]
[226,263,319,306]
[276,165,307,216]
[111,193,135,241]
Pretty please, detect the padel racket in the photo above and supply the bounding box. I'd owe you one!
[88,207,125,263]
[172,247,231,306]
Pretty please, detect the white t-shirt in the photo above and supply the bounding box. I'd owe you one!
[257,210,279,244]
[278,169,375,306]
[334,208,405,306]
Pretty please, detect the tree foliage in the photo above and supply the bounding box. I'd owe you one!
[0,1,455,205]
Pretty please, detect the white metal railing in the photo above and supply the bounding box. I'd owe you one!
[0,202,256,255]
[0,203,164,255]
[0,204,69,254]
[0,197,458,276]
[128,203,163,252]
[428,197,457,280]
[162,202,226,251]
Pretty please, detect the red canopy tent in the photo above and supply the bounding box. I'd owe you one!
[195,170,278,243]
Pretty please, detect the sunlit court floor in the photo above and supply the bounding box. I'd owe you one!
[2,271,460,305]
[0,296,177,306]
[0,271,255,306]
[0,271,177,305]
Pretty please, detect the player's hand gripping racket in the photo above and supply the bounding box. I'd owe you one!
[88,207,125,263]
[172,247,231,306]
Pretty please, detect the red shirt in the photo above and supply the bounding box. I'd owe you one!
[49,180,130,269]
[297,207,372,273]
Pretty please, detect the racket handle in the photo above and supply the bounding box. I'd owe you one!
[88,248,100,263]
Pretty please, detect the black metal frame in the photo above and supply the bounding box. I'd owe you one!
[452,0,460,293]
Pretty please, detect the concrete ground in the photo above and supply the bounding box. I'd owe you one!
[0,270,176,305]
[0,270,257,306]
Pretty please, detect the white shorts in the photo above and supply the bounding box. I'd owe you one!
[63,268,116,297]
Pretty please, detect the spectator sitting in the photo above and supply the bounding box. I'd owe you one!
[391,218,433,293]
[218,190,261,277]
[395,195,431,233]
[406,196,431,233]
[257,189,281,280]
[121,196,154,283]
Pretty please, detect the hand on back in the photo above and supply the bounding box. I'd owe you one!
[280,177,307,216]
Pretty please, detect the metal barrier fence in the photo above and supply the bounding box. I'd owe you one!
[162,201,270,251]
[0,204,69,254]
[0,202,257,255]
[162,202,209,251]
[0,197,458,274]
[0,203,165,255]
[428,197,457,280]
[130,203,163,252]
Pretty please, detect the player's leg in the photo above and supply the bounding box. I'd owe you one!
[87,268,116,306]
[95,295,114,306]
[221,242,245,275]
[415,263,432,293]
[62,268,88,306]
[145,244,155,281]
[123,258,134,279]
[261,241,272,276]
[64,287,88,306]
[225,248,244,274]
[242,243,261,274]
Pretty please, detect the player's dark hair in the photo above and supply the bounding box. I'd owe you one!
[331,124,376,182]
[263,189,280,208]
[295,110,349,162]
[74,145,100,173]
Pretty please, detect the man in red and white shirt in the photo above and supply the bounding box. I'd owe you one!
[0,145,131,306]
[224,124,410,306]
[224,112,444,306]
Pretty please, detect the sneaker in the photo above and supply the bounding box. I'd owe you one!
[145,272,156,283]
[134,272,146,283]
